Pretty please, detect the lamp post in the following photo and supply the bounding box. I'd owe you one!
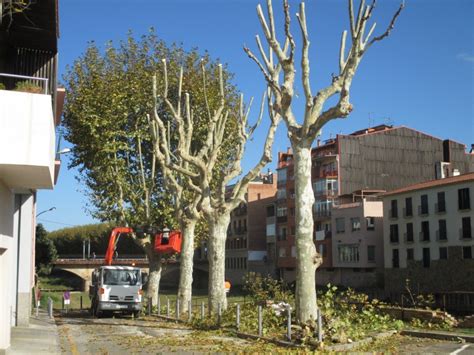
[36,207,56,218]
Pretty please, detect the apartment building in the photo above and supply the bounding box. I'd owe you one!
[328,191,384,289]
[274,124,474,284]
[225,172,277,285]
[383,173,474,294]
[0,2,62,352]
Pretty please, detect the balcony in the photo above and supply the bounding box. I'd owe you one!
[234,226,247,235]
[419,231,430,242]
[435,202,446,214]
[403,207,413,218]
[418,205,429,216]
[459,228,472,240]
[233,206,247,216]
[436,230,448,241]
[0,83,56,189]
[314,210,331,220]
[316,170,338,179]
[404,233,414,243]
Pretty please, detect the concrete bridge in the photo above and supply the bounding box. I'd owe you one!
[53,257,209,291]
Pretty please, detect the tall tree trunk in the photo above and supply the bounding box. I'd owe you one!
[177,218,197,313]
[294,144,319,322]
[207,213,230,313]
[146,249,162,307]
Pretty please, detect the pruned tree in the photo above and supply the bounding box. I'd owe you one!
[63,31,241,307]
[245,0,403,322]
[151,61,280,312]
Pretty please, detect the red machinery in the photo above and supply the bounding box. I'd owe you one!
[154,230,182,254]
[104,227,182,265]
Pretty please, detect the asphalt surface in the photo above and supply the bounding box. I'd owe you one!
[54,311,474,354]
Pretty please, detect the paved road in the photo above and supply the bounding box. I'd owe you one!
[55,311,259,354]
[56,311,474,354]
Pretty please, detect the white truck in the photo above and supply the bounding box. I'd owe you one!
[89,265,147,318]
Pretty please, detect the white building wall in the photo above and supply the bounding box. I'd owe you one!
[10,194,35,327]
[0,180,14,352]
[383,180,474,268]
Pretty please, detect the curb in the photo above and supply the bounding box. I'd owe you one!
[325,330,397,352]
[401,330,474,343]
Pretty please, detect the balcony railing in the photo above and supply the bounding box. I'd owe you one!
[419,231,430,242]
[459,228,472,240]
[418,205,429,216]
[403,207,413,218]
[234,227,247,235]
[389,208,398,219]
[435,202,446,214]
[404,232,414,243]
[436,230,448,241]
[0,73,49,94]
[233,206,247,216]
[314,210,331,218]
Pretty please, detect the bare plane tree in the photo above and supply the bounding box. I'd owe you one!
[151,61,280,312]
[245,0,403,322]
[148,70,202,313]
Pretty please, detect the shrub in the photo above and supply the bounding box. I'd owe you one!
[14,81,43,94]
[0,83,5,90]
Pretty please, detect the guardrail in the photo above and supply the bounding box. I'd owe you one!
[0,72,49,94]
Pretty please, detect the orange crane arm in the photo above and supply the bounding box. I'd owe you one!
[104,227,134,265]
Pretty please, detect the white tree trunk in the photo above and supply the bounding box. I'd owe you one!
[207,213,230,313]
[294,144,319,322]
[177,218,197,313]
[146,250,162,307]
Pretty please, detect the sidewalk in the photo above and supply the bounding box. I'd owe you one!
[10,309,61,354]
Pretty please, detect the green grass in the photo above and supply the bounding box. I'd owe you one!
[39,290,91,310]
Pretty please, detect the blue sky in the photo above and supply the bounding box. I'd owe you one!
[37,0,474,231]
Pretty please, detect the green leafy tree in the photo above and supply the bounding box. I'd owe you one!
[63,30,240,306]
[35,224,57,275]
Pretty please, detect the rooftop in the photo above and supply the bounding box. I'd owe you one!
[383,172,474,197]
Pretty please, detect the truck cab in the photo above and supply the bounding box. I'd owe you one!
[89,265,146,317]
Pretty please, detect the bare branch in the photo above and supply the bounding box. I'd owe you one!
[339,30,348,73]
[368,2,404,47]
[296,2,312,102]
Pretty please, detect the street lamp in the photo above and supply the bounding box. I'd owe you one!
[36,207,56,218]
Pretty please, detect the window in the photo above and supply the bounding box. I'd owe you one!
[439,247,448,260]
[406,223,414,242]
[390,224,399,243]
[277,188,287,199]
[277,206,287,217]
[277,168,287,183]
[366,217,375,231]
[421,221,430,241]
[351,217,361,231]
[437,192,446,213]
[289,189,295,199]
[390,200,398,218]
[458,188,471,210]
[278,227,287,241]
[422,248,430,268]
[420,195,429,215]
[338,244,360,263]
[290,207,295,216]
[336,218,345,233]
[278,247,286,257]
[367,245,375,263]
[406,248,414,261]
[405,197,413,217]
[392,249,399,268]
[291,246,296,257]
[438,220,447,240]
[266,205,275,217]
[461,217,472,239]
[463,246,472,259]
[319,244,327,257]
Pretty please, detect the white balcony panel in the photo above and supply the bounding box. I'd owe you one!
[0,90,55,189]
[266,223,276,236]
